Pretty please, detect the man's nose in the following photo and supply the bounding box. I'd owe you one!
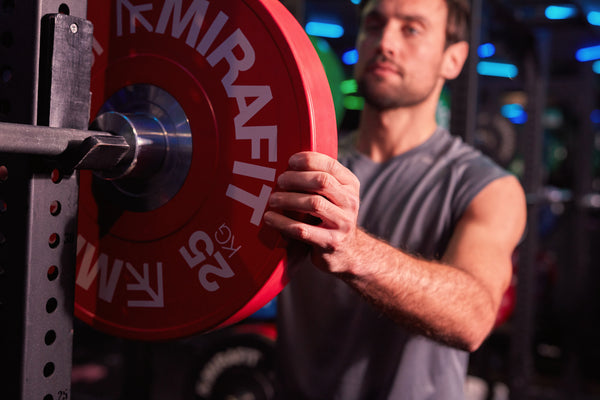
[376,24,400,56]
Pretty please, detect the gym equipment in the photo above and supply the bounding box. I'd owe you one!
[1,0,336,340]
[0,0,335,398]
[189,323,277,400]
[475,112,517,168]
[76,0,336,340]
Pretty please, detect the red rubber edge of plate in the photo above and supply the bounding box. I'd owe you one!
[213,0,338,331]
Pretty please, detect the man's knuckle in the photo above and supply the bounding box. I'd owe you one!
[310,195,328,213]
[295,224,311,241]
[315,173,330,189]
[328,158,339,173]
[329,231,345,249]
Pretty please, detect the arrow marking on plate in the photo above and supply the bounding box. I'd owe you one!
[117,0,153,36]
[126,262,165,308]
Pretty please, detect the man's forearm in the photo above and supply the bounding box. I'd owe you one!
[329,229,499,351]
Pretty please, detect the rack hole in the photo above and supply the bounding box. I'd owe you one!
[47,265,59,281]
[50,169,62,184]
[43,362,55,377]
[48,233,60,248]
[45,330,56,346]
[49,200,61,216]
[46,297,57,313]
[58,3,69,14]
[43,395,53,400]
[0,199,6,213]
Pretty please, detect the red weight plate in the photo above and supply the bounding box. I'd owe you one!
[76,0,337,340]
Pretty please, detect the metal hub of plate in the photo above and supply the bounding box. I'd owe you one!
[92,84,192,212]
[76,0,337,340]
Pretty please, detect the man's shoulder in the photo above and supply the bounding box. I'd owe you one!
[437,128,506,176]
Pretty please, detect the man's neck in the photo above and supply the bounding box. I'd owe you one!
[356,103,439,163]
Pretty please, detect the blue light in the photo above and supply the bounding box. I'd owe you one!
[575,44,600,62]
[342,49,359,65]
[591,109,600,124]
[350,0,361,4]
[501,103,528,124]
[510,112,528,125]
[477,43,496,58]
[594,61,600,74]
[588,11,600,26]
[545,5,577,20]
[305,21,345,39]
[501,103,525,119]
[477,61,519,78]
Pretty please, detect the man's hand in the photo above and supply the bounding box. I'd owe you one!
[263,151,361,273]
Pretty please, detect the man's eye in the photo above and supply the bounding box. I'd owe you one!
[404,26,420,35]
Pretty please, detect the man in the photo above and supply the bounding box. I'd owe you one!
[263,0,527,398]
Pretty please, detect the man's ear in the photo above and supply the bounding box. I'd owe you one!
[441,41,469,80]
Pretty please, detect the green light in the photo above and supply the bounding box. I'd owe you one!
[340,79,358,95]
[344,96,364,110]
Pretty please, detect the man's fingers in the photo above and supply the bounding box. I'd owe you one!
[268,191,346,226]
[288,152,360,188]
[263,210,332,249]
[276,170,359,212]
[277,170,333,194]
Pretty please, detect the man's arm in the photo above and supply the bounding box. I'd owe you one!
[263,151,526,352]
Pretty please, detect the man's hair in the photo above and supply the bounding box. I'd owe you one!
[445,0,470,46]
[358,0,471,47]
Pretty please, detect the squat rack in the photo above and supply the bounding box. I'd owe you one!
[0,1,89,399]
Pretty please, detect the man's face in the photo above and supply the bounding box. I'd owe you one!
[354,0,450,110]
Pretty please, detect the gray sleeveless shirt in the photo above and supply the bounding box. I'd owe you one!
[276,128,509,400]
